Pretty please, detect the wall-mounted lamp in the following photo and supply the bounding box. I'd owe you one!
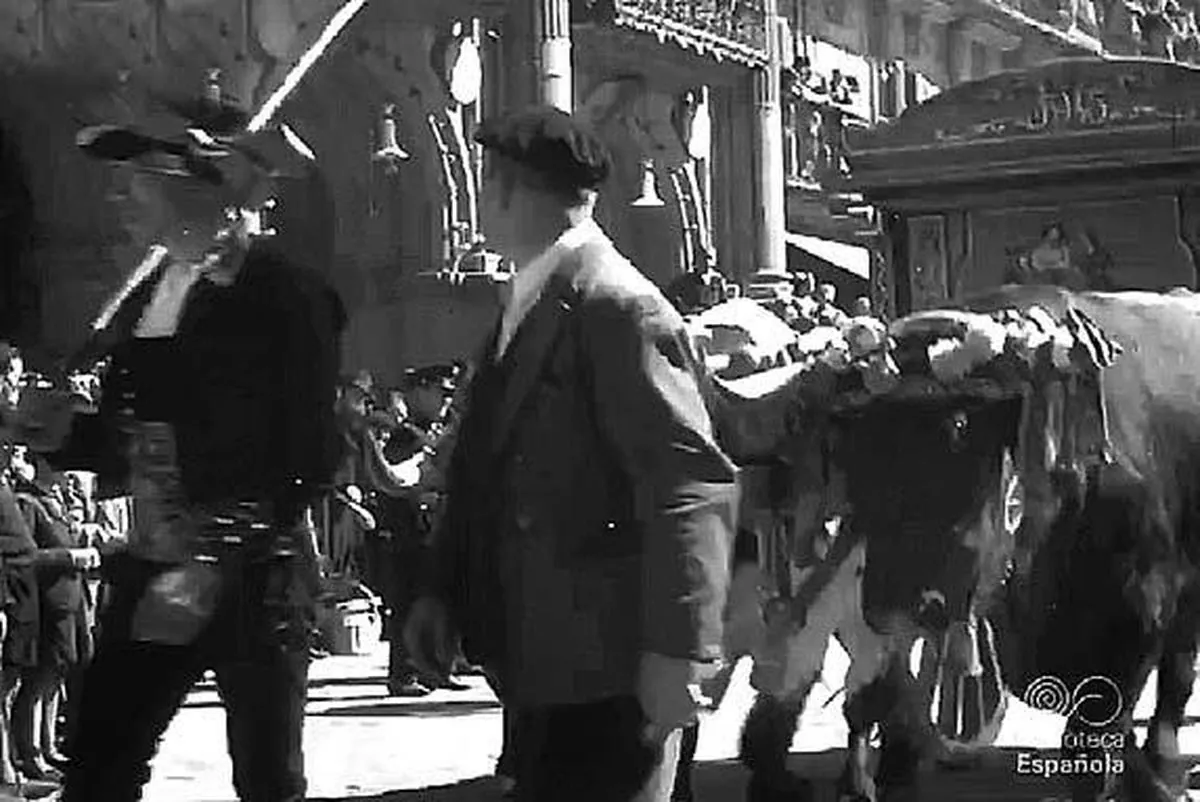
[631,158,665,208]
[204,68,222,104]
[373,104,411,174]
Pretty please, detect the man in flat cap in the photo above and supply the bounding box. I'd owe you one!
[26,91,345,802]
[406,105,739,802]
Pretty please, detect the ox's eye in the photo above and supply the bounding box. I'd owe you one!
[945,410,969,450]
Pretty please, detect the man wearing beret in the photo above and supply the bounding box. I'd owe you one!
[28,93,345,802]
[405,105,739,802]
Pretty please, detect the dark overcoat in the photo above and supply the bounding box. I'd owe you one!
[432,225,740,707]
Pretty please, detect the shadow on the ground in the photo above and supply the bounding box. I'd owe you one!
[196,674,394,692]
[182,689,402,710]
[308,747,1200,802]
[311,699,503,718]
[1133,713,1200,728]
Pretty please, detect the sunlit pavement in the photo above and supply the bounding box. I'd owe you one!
[139,641,1200,801]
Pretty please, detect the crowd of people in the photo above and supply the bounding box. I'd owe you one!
[667,261,874,334]
[324,364,476,696]
[0,343,124,799]
[755,273,872,333]
[0,88,833,802]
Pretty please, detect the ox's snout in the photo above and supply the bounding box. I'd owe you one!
[913,589,950,632]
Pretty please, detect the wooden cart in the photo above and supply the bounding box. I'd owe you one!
[847,57,1200,318]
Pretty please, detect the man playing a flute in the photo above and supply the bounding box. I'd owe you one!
[31,90,345,802]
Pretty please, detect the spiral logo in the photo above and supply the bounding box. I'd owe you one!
[1024,675,1071,715]
[1023,674,1124,728]
[1068,675,1123,728]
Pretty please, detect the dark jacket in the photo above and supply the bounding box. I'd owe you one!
[53,243,346,512]
[0,482,38,623]
[14,488,82,614]
[433,224,740,706]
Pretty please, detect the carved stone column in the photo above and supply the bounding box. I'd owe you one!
[754,2,787,274]
[535,0,572,110]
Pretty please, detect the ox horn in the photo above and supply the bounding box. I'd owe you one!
[705,362,837,461]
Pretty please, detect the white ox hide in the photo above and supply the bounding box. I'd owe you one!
[687,298,801,379]
[708,353,996,802]
[711,362,918,802]
[737,523,924,802]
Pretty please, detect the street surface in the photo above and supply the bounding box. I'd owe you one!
[140,641,1200,802]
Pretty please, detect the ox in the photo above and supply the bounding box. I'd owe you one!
[704,359,997,802]
[827,285,1200,801]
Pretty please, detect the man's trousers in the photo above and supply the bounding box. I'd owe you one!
[512,696,682,802]
[363,534,425,686]
[61,552,314,802]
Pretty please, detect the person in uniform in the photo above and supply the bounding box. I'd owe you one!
[28,92,345,802]
[404,106,739,802]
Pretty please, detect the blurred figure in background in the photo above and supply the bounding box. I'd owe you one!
[0,449,40,798]
[366,371,468,694]
[59,471,117,751]
[10,450,95,781]
[852,296,873,318]
[815,283,848,328]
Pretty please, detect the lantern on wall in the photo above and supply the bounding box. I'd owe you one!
[372,104,410,174]
[631,158,665,208]
[431,20,482,108]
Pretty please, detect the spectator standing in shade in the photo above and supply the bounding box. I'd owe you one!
[0,348,53,800]
[10,450,94,781]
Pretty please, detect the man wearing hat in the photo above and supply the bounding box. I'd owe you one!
[31,91,345,802]
[405,106,738,802]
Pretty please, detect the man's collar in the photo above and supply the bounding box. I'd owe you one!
[514,217,600,278]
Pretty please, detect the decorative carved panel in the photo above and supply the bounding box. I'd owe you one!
[850,57,1200,153]
[908,215,947,310]
[968,198,1193,294]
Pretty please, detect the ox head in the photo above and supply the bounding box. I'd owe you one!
[834,395,1027,636]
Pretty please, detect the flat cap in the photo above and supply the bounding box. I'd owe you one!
[474,105,611,193]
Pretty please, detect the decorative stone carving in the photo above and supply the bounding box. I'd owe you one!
[846,59,1200,148]
[908,215,948,311]
[782,77,852,191]
[576,0,770,67]
[1004,221,1116,290]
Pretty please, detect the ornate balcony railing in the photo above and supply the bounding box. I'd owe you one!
[575,0,770,67]
[782,69,854,191]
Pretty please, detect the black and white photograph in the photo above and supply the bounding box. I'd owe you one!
[1,1,1200,801]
